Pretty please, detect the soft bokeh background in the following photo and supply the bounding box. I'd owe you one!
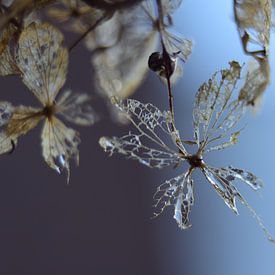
[1,0,275,274]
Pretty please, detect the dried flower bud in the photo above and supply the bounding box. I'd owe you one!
[148,51,177,78]
[148,52,165,73]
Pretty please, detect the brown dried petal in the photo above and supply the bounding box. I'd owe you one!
[0,104,42,154]
[41,117,80,182]
[16,22,68,105]
[234,0,272,58]
[239,58,270,106]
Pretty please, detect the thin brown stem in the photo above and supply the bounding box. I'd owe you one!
[155,0,189,156]
[156,0,176,127]
[69,12,109,52]
[163,47,175,124]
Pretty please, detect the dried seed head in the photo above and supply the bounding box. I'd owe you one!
[187,154,204,168]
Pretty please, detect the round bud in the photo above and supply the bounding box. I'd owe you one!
[148,51,178,78]
[148,52,164,73]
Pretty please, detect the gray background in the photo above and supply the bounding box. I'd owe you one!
[0,0,275,274]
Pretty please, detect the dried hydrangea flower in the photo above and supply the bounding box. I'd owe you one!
[234,0,272,58]
[86,0,191,123]
[234,0,272,106]
[0,22,97,182]
[99,61,274,242]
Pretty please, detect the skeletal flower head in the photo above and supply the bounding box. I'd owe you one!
[0,22,97,182]
[99,61,274,242]
[86,0,192,123]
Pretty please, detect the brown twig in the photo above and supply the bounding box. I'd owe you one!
[69,12,110,52]
[162,45,175,123]
[156,0,176,127]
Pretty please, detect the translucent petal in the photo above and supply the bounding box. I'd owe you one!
[41,117,80,182]
[111,98,187,154]
[16,22,68,105]
[99,98,187,168]
[153,171,194,229]
[193,61,245,152]
[234,0,271,58]
[206,130,241,153]
[202,167,240,214]
[0,104,42,154]
[162,29,193,62]
[203,166,274,242]
[210,166,263,190]
[239,58,270,106]
[99,134,181,169]
[106,101,129,125]
[57,90,98,126]
[161,0,183,15]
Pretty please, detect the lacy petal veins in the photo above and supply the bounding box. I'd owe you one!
[99,61,274,242]
[0,22,96,181]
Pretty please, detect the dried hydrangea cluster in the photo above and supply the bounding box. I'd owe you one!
[0,20,97,182]
[0,0,274,241]
[99,62,274,242]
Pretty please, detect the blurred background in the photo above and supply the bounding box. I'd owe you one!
[1,0,275,274]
